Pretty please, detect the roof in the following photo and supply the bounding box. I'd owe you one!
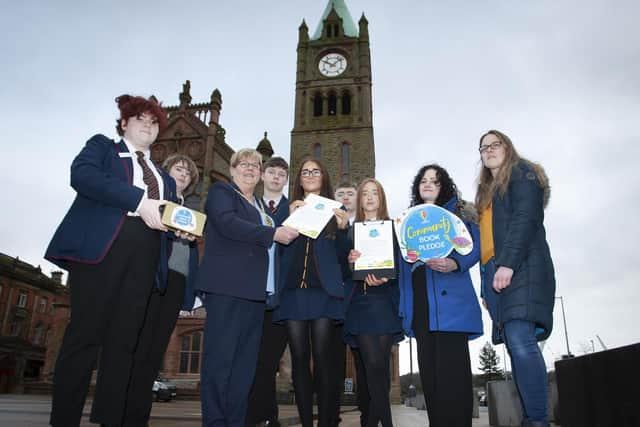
[311,0,358,40]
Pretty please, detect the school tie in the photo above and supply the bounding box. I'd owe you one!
[135,151,160,200]
[269,200,276,214]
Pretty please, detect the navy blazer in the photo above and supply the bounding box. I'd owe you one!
[45,134,176,288]
[194,181,276,301]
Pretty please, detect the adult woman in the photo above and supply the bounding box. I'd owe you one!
[346,178,403,427]
[275,157,349,427]
[124,154,201,424]
[45,94,173,427]
[476,130,555,427]
[398,164,483,427]
[195,148,298,427]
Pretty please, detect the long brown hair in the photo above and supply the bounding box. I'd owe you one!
[291,157,334,201]
[475,130,550,211]
[355,178,390,222]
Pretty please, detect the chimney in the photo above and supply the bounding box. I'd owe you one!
[51,271,64,284]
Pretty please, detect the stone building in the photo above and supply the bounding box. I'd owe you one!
[0,253,70,393]
[289,0,375,191]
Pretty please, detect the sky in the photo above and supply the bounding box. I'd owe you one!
[2,0,639,375]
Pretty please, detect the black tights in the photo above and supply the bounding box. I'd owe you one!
[286,318,335,427]
[356,334,394,427]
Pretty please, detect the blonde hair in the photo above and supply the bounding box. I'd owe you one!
[230,148,262,169]
[475,130,550,211]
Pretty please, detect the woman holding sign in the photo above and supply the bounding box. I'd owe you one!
[275,157,350,427]
[345,178,403,427]
[398,164,483,427]
[476,130,555,427]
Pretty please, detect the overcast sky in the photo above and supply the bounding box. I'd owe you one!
[2,0,639,375]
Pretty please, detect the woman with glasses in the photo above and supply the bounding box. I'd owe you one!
[195,148,299,427]
[398,164,483,427]
[275,157,350,427]
[476,130,555,427]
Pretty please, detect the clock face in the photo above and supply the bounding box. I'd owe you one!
[318,53,347,77]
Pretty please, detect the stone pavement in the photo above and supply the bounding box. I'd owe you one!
[0,394,560,426]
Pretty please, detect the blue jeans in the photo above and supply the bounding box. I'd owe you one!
[502,320,548,423]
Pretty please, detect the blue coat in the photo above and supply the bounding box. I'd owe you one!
[482,160,556,344]
[398,197,483,339]
[45,134,176,289]
[194,181,276,301]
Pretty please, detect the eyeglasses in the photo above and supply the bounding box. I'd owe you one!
[479,141,503,154]
[301,169,322,177]
[236,161,261,170]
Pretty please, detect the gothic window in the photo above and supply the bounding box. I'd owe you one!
[17,291,27,308]
[313,93,323,117]
[341,142,350,182]
[334,24,340,37]
[313,143,322,160]
[179,331,203,374]
[328,92,337,116]
[341,91,351,115]
[326,25,332,38]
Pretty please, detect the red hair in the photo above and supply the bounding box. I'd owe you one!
[115,94,168,136]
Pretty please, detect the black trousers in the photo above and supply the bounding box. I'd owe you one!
[124,269,186,425]
[246,310,288,425]
[50,217,159,427]
[412,266,473,427]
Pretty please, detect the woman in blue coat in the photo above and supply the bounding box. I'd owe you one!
[398,164,483,427]
[275,157,350,427]
[345,178,403,427]
[476,130,555,427]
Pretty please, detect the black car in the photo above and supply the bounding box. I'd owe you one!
[152,377,177,402]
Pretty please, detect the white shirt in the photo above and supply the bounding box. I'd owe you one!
[121,138,165,215]
[262,194,284,210]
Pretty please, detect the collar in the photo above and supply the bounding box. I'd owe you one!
[122,137,150,158]
[263,194,283,206]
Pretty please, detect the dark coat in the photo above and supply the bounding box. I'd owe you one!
[45,134,176,289]
[194,181,276,301]
[483,160,556,344]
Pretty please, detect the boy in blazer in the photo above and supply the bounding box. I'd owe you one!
[45,95,176,427]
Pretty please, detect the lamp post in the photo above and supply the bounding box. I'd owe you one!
[407,338,416,397]
[556,296,574,358]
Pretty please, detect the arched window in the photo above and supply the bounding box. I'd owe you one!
[313,93,323,117]
[326,25,332,38]
[328,92,337,116]
[179,331,203,374]
[341,91,351,115]
[341,142,350,182]
[313,143,322,160]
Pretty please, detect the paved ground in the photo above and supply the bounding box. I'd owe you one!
[0,394,559,426]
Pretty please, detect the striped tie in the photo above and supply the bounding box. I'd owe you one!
[135,151,160,200]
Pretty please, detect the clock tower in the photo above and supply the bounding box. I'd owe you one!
[290,0,375,192]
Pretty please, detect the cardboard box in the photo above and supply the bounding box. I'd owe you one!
[161,202,206,237]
